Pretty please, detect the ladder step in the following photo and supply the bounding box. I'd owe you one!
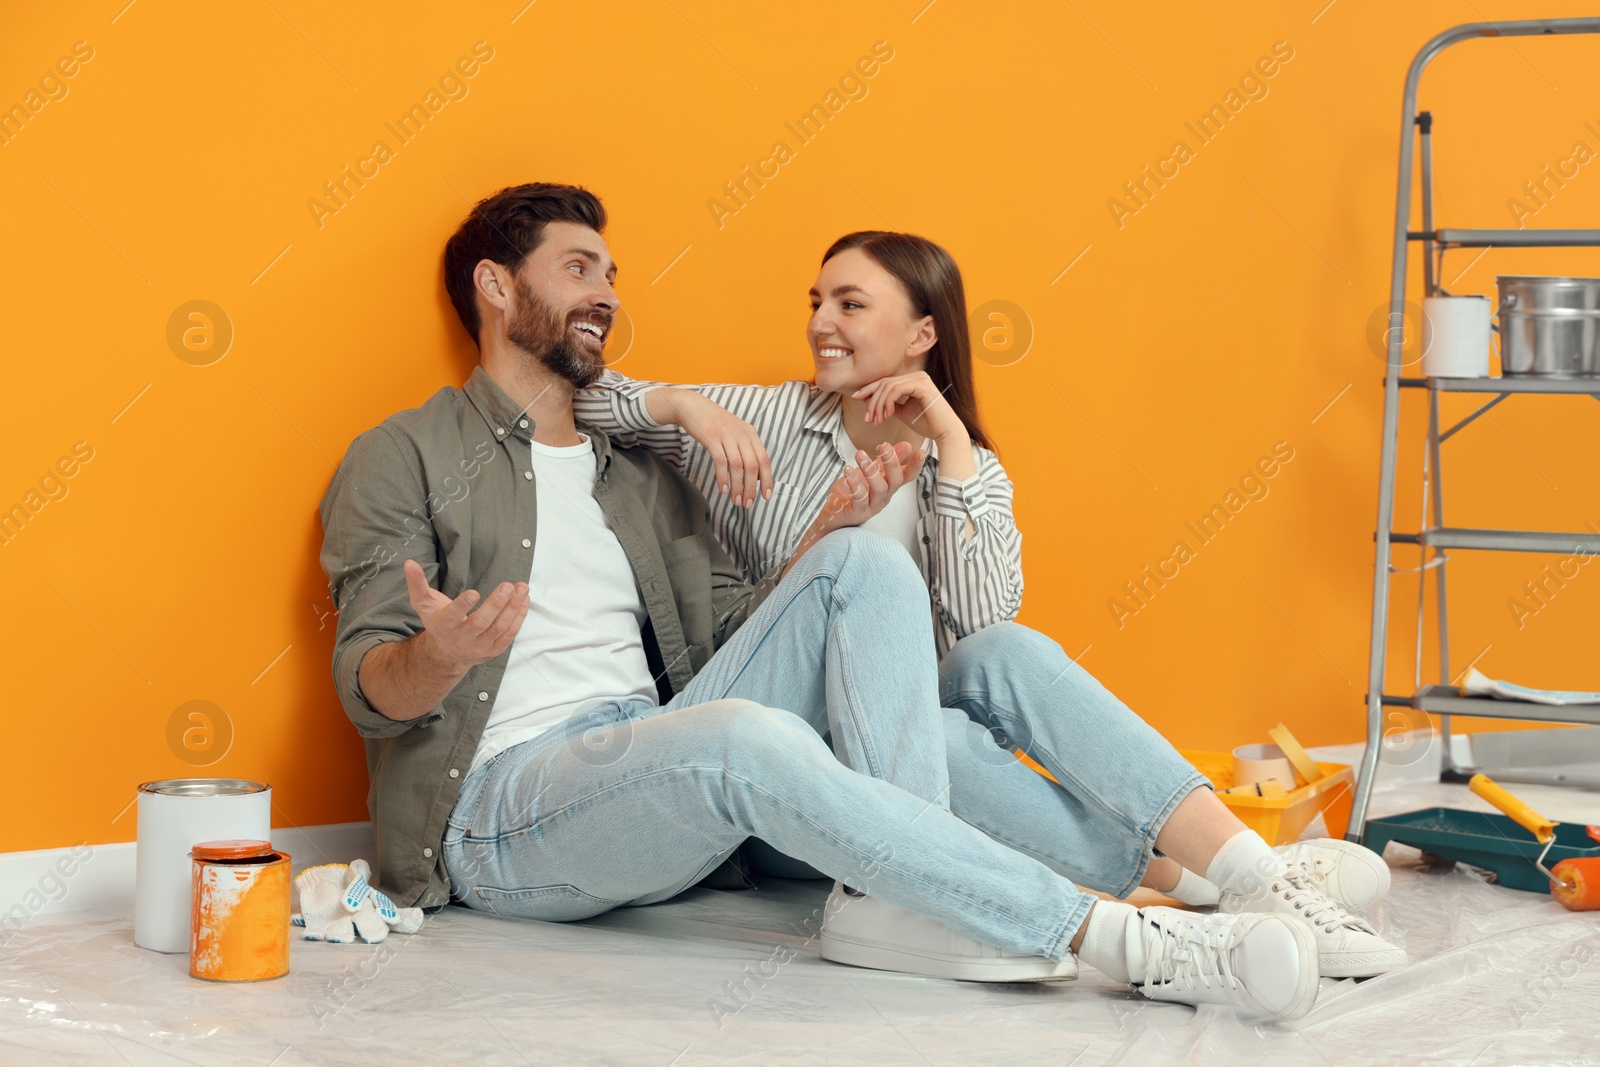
[1428,228,1600,247]
[1412,686,1600,725]
[1421,527,1600,553]
[1398,376,1600,395]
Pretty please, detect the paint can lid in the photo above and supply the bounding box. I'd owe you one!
[190,839,275,861]
[139,778,269,797]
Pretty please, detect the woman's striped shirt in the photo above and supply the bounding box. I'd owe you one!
[573,370,1023,658]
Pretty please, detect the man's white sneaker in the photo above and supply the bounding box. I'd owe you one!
[1277,838,1391,911]
[1126,906,1320,1021]
[1218,868,1407,978]
[818,884,1078,983]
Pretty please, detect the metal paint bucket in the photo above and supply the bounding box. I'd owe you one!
[188,839,291,982]
[1496,275,1600,377]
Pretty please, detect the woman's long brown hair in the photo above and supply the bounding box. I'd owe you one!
[822,231,993,451]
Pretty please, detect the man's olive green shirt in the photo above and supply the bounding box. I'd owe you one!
[318,365,769,909]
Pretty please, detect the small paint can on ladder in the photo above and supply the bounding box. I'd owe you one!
[189,839,291,982]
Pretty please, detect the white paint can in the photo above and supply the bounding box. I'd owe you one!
[1422,295,1494,378]
[134,779,270,954]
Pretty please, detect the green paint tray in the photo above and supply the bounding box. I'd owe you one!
[1363,807,1600,893]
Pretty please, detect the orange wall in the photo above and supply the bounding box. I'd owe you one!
[4,1,1598,853]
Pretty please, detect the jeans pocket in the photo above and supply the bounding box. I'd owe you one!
[472,883,622,922]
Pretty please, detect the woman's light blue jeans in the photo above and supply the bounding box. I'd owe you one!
[443,529,1207,959]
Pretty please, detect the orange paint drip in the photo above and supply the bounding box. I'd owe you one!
[189,839,291,982]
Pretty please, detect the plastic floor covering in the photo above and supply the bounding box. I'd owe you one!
[4,776,1598,1066]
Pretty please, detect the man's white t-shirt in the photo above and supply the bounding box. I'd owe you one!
[468,433,658,778]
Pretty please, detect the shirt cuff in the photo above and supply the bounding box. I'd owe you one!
[933,472,994,525]
[337,633,435,738]
[596,370,669,430]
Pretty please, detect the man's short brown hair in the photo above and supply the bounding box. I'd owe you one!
[443,183,606,347]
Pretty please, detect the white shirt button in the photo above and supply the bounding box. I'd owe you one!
[423,847,434,858]
[495,427,506,436]
[477,691,489,701]
[448,768,460,779]
[522,538,532,548]
[518,418,529,429]
[523,470,533,480]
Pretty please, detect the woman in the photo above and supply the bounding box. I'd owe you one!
[578,231,1008,659]
[571,232,1394,940]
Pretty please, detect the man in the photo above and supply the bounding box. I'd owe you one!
[318,183,1388,1021]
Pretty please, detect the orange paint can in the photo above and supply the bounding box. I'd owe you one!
[188,839,291,982]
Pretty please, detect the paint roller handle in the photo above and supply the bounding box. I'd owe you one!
[1468,773,1558,844]
[1469,774,1587,897]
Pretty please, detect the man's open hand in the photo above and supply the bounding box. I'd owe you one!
[402,558,529,672]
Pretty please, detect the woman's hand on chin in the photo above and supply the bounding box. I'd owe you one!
[661,389,773,507]
[852,371,966,446]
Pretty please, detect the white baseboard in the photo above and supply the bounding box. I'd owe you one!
[0,822,376,929]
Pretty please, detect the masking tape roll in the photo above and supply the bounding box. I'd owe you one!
[1233,744,1294,789]
[1267,723,1324,786]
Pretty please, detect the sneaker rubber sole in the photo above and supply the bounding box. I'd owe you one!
[819,929,1079,983]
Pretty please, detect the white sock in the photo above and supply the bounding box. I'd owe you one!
[1074,900,1139,984]
[1167,867,1221,907]
[1205,829,1284,898]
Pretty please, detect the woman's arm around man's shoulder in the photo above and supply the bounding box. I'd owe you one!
[574,370,818,508]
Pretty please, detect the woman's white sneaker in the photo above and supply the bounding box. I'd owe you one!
[1125,906,1320,1021]
[1217,868,1407,978]
[1170,839,1392,912]
[1276,838,1391,911]
[818,884,1078,982]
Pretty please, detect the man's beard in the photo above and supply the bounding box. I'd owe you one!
[505,275,608,389]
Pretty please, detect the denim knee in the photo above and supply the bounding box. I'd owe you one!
[827,527,924,593]
[702,698,830,772]
[941,622,1054,683]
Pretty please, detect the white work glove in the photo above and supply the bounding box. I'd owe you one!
[343,858,425,935]
[291,859,424,943]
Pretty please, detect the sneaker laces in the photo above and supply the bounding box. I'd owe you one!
[1275,869,1376,934]
[1136,911,1240,992]
[1289,854,1331,887]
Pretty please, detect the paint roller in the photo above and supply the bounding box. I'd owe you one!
[1470,774,1600,912]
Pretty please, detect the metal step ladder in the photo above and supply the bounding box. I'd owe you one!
[1351,18,1600,843]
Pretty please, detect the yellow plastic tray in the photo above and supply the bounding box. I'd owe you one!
[1014,749,1355,847]
[1180,749,1355,846]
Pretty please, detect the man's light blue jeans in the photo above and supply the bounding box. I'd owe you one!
[443,529,1208,959]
